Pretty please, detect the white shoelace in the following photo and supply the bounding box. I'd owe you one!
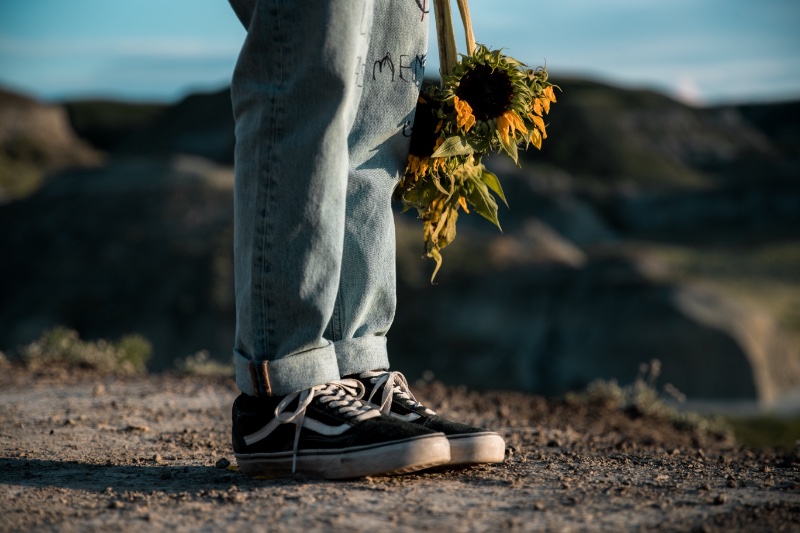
[361,370,436,417]
[274,379,379,473]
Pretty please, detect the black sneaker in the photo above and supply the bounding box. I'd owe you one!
[354,370,506,466]
[232,379,450,479]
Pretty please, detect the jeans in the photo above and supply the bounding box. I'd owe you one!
[229,0,429,396]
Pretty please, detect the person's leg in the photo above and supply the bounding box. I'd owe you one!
[326,0,429,376]
[228,0,450,478]
[231,0,373,396]
[326,4,505,466]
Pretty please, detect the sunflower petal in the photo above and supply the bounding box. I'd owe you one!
[454,96,477,132]
[540,96,551,114]
[532,114,547,136]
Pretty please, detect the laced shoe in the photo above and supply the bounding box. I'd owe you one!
[353,370,506,466]
[232,379,450,479]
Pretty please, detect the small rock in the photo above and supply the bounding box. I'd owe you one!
[92,384,106,397]
[109,500,125,509]
[123,424,150,432]
[713,494,727,505]
[215,458,231,469]
[153,454,162,464]
[533,501,545,511]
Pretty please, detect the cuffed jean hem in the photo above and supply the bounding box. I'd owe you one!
[233,344,341,397]
[334,336,390,377]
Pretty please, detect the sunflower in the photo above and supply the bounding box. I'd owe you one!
[396,43,558,280]
[435,45,556,162]
[403,94,444,183]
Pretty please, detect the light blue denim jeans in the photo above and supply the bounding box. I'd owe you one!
[229,0,429,396]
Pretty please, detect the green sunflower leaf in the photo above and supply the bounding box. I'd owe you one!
[431,136,476,158]
[466,176,501,231]
[498,132,519,164]
[400,186,421,207]
[431,175,451,196]
[480,169,508,207]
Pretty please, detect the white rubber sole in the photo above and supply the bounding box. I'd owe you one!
[235,433,451,480]
[447,432,506,465]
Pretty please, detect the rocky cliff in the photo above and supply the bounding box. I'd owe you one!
[1,81,798,404]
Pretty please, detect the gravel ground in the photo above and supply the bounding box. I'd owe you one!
[1,367,799,532]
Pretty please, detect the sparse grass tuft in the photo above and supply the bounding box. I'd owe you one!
[175,350,233,377]
[21,326,151,375]
[570,359,731,437]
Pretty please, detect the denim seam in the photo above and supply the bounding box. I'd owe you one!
[254,0,287,393]
[332,279,344,342]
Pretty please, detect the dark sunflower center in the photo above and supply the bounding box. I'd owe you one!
[455,65,513,121]
[408,98,441,157]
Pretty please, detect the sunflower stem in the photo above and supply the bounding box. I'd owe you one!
[433,0,458,80]
[456,0,476,56]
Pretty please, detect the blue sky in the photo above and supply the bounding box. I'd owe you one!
[0,0,798,105]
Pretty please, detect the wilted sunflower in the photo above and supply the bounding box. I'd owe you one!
[398,93,445,189]
[437,44,556,163]
[396,44,558,281]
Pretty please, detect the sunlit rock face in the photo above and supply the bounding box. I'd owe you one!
[0,88,101,202]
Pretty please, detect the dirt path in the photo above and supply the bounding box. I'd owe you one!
[1,369,799,532]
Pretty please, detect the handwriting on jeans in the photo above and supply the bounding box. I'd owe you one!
[414,0,429,21]
[372,53,426,87]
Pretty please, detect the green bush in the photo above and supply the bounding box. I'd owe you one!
[175,350,233,377]
[21,326,151,375]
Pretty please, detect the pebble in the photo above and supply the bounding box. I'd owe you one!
[215,458,231,469]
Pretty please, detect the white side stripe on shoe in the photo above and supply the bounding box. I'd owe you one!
[389,412,421,422]
[301,418,351,436]
[243,416,351,446]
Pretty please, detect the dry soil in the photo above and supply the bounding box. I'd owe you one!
[1,367,799,532]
